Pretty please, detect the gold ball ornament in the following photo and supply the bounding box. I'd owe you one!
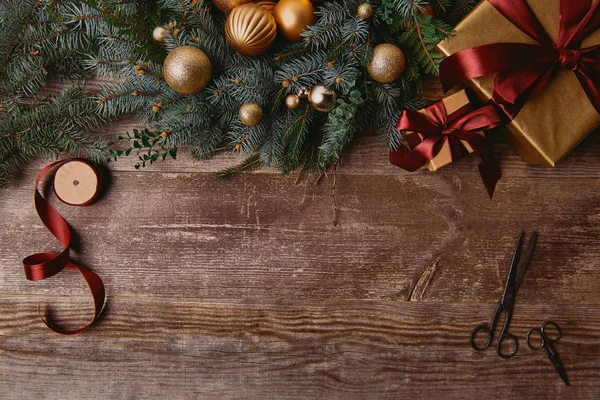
[357,3,373,19]
[256,0,276,13]
[239,102,263,126]
[367,43,406,83]
[212,0,253,13]
[285,93,301,109]
[163,46,212,94]
[152,26,168,42]
[225,3,277,56]
[308,84,336,112]
[272,0,316,41]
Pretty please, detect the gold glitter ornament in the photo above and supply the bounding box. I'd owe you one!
[152,26,168,42]
[272,0,316,41]
[163,46,212,95]
[308,84,336,112]
[225,3,277,56]
[357,3,373,19]
[256,0,276,13]
[212,0,253,13]
[285,93,301,109]
[367,43,405,83]
[239,102,263,126]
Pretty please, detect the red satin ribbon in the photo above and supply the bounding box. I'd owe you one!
[22,160,106,335]
[390,100,503,198]
[440,0,600,119]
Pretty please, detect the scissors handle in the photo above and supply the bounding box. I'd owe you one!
[542,321,562,342]
[470,324,493,351]
[526,321,562,350]
[497,332,518,359]
[526,328,544,350]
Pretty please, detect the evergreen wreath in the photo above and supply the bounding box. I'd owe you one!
[0,0,477,187]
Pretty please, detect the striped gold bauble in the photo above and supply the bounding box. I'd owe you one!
[225,3,277,56]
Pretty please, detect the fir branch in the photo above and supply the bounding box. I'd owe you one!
[0,0,42,76]
[78,0,155,43]
[216,153,262,179]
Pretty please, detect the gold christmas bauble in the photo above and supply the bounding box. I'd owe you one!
[153,26,168,42]
[272,0,316,41]
[239,102,263,126]
[367,43,405,83]
[163,46,212,95]
[212,0,253,13]
[308,84,336,112]
[285,93,301,109]
[256,0,276,13]
[225,3,277,56]
[357,3,373,19]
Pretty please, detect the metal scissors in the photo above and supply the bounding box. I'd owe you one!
[527,321,569,386]
[470,231,537,358]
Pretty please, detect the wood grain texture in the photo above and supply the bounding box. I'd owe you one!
[1,76,600,398]
[1,169,598,303]
[1,297,599,400]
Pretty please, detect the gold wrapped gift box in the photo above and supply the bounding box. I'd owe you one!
[403,89,485,171]
[437,0,600,166]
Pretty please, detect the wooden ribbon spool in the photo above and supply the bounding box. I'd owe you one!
[53,160,101,206]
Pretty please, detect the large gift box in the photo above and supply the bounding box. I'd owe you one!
[437,0,600,166]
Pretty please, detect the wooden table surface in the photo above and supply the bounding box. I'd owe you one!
[1,80,599,399]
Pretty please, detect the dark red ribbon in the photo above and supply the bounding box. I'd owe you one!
[440,0,600,119]
[22,160,105,335]
[390,100,503,198]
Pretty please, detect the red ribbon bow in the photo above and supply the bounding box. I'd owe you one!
[390,100,503,198]
[440,0,600,119]
[22,160,106,335]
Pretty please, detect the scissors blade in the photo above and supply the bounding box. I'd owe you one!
[514,232,537,293]
[500,232,524,307]
[550,352,570,386]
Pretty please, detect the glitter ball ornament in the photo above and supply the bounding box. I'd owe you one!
[152,26,168,42]
[367,43,405,83]
[225,3,277,56]
[163,46,212,94]
[357,3,373,19]
[272,0,316,41]
[285,93,301,109]
[308,84,336,112]
[212,0,253,13]
[239,102,263,126]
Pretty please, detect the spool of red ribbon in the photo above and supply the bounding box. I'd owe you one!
[22,159,106,335]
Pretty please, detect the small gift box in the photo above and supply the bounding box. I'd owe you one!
[402,90,483,171]
[438,0,600,166]
[391,89,503,197]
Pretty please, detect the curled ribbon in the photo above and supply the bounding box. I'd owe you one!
[22,160,106,335]
[440,0,600,119]
[390,100,503,198]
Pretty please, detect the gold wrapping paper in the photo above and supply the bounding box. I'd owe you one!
[403,89,485,171]
[437,0,600,166]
